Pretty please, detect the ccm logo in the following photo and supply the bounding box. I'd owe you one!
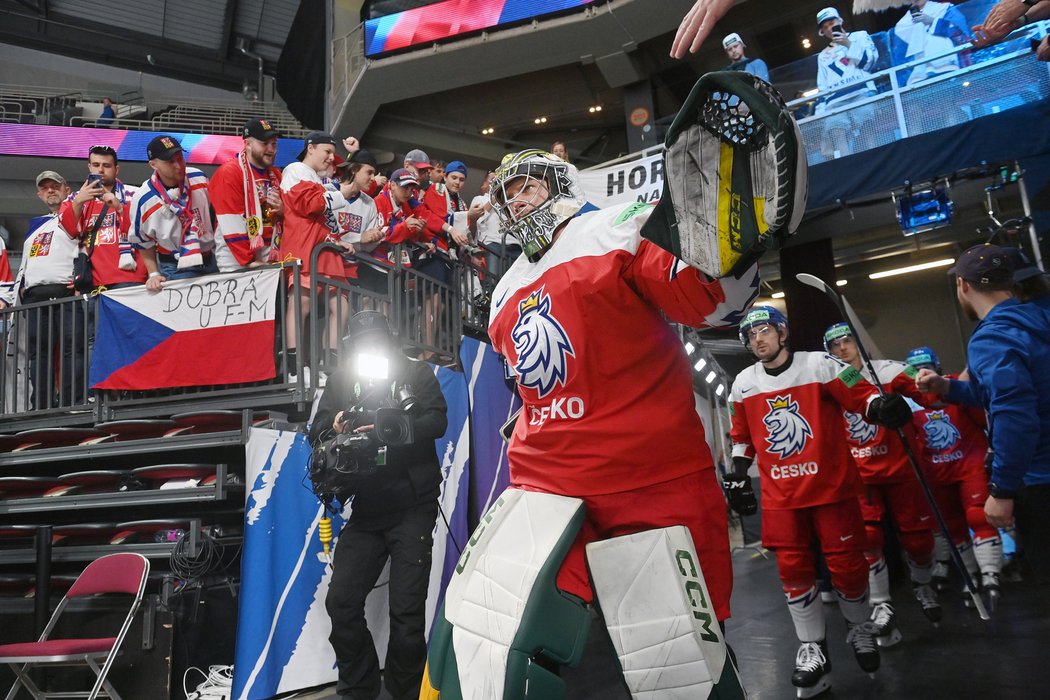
[675,549,720,643]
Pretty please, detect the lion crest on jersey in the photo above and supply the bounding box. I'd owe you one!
[923,410,961,452]
[763,395,813,459]
[511,287,574,398]
[844,410,879,445]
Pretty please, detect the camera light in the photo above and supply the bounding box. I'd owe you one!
[354,351,389,380]
[694,358,707,371]
[705,370,717,384]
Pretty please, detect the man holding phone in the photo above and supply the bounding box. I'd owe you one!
[892,1,971,86]
[814,7,879,158]
[59,145,146,289]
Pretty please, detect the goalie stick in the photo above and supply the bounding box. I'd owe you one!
[796,272,991,621]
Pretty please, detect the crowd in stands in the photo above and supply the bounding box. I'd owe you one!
[0,118,540,406]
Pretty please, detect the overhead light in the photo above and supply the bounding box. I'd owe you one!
[589,105,602,113]
[802,87,819,98]
[868,258,955,280]
[694,358,707,371]
[685,342,695,355]
[836,279,848,287]
[534,116,548,124]
[801,38,812,49]
[715,384,725,396]
[481,127,494,135]
[704,370,717,384]
[771,291,785,299]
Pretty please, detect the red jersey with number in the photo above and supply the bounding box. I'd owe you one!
[730,352,879,510]
[488,202,760,497]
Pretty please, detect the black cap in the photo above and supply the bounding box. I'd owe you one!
[296,131,337,161]
[344,310,393,348]
[147,135,183,161]
[243,117,282,140]
[337,148,378,169]
[948,244,1015,284]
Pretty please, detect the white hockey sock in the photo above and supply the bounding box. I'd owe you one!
[974,536,1003,574]
[836,589,870,626]
[959,540,979,578]
[868,556,891,604]
[933,532,951,564]
[786,586,826,643]
[906,554,933,586]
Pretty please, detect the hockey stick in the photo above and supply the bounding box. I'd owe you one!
[796,272,991,621]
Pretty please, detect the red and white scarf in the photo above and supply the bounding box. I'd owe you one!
[149,171,203,268]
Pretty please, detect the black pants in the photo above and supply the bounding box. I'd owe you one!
[24,286,87,410]
[326,502,437,700]
[1016,482,1050,584]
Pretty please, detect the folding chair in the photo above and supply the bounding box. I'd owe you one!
[0,552,149,700]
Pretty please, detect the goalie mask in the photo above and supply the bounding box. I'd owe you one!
[490,150,587,262]
[642,71,808,279]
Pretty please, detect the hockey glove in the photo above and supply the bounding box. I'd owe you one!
[723,456,758,516]
[865,394,912,430]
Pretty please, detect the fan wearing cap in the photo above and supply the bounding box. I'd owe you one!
[59,145,146,288]
[814,7,879,157]
[403,148,432,191]
[129,135,216,292]
[370,168,430,280]
[916,244,1050,583]
[211,118,285,272]
[890,1,971,86]
[721,32,769,81]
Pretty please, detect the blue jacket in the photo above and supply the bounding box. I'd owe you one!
[947,297,1050,491]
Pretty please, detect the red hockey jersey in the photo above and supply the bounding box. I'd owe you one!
[731,352,879,510]
[211,157,282,270]
[912,377,988,486]
[488,202,759,497]
[59,182,146,287]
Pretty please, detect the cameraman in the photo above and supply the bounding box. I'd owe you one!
[310,310,448,700]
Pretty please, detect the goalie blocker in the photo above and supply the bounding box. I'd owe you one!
[421,489,746,700]
[641,71,808,279]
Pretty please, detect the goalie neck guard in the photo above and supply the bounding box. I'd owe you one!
[642,71,808,279]
[490,150,587,263]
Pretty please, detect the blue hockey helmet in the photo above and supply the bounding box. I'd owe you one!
[739,305,788,347]
[823,322,853,354]
[906,346,942,374]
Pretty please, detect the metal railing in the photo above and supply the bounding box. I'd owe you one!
[785,23,1050,165]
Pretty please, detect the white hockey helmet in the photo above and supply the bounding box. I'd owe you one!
[490,149,587,262]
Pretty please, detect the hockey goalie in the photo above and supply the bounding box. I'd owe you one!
[421,71,807,700]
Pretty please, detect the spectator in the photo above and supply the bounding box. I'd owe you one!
[418,160,469,354]
[129,135,216,292]
[551,141,570,163]
[429,160,446,187]
[370,169,431,318]
[97,97,116,128]
[59,145,146,289]
[13,171,86,409]
[279,131,360,382]
[212,118,285,272]
[469,169,521,281]
[815,7,880,158]
[916,244,1050,584]
[972,0,1050,49]
[891,2,971,85]
[722,32,770,81]
[404,149,433,191]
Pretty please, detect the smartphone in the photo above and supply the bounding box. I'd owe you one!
[910,5,921,16]
[831,23,844,37]
[86,173,103,186]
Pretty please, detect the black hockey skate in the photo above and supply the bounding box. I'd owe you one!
[931,560,950,592]
[913,582,943,624]
[791,640,831,698]
[846,622,880,677]
[982,572,1002,612]
[868,601,903,648]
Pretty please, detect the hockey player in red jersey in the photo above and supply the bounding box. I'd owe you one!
[823,323,942,642]
[906,346,1003,607]
[729,307,913,698]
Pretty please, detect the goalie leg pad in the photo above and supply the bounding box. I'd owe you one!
[587,526,747,699]
[424,488,591,700]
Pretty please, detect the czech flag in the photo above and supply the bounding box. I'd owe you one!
[89,268,281,390]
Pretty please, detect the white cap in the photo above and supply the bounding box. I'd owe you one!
[722,32,744,50]
[816,7,842,25]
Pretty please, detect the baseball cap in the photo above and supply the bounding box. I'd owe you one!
[243,117,282,140]
[296,131,337,161]
[947,244,1015,283]
[337,148,378,169]
[405,148,432,169]
[35,170,66,187]
[722,33,744,49]
[389,168,420,188]
[816,7,842,25]
[147,135,183,161]
[1005,246,1044,282]
[445,160,468,177]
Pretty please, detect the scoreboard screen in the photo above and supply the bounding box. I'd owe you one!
[364,0,598,57]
